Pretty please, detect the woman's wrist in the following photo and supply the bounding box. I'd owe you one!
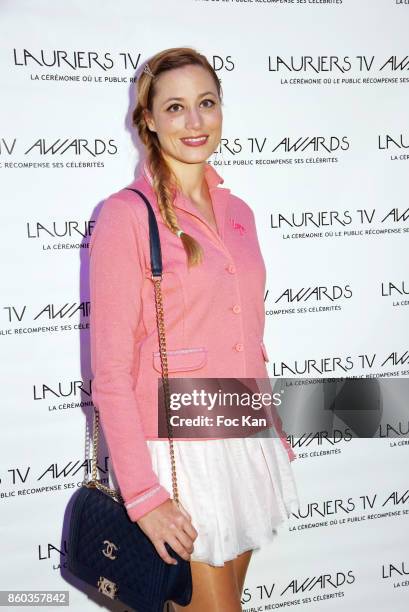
[125,483,171,522]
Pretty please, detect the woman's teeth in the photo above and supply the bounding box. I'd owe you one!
[181,136,208,146]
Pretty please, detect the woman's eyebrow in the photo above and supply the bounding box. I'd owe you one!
[162,91,216,104]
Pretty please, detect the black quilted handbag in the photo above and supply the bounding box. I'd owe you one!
[67,188,193,611]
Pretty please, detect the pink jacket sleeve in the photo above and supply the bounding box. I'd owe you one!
[89,195,170,521]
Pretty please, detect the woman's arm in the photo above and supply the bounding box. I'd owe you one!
[89,195,170,521]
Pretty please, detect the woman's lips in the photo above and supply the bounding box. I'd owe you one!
[180,135,209,147]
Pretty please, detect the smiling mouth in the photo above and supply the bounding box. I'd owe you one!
[180,135,209,147]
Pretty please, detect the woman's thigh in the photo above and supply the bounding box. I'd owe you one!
[231,549,253,597]
[171,558,242,612]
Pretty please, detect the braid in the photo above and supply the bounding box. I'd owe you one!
[150,144,179,234]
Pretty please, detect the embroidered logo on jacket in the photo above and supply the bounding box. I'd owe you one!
[229,217,246,235]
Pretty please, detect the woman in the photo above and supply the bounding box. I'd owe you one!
[89,47,300,611]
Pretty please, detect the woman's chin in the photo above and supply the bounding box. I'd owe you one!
[177,148,216,165]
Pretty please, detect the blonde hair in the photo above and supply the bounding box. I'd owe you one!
[132,47,223,267]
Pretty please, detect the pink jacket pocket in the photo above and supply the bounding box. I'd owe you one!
[153,346,208,373]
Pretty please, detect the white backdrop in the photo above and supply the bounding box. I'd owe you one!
[1,1,409,610]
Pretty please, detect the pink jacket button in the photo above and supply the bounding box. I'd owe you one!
[227,264,236,274]
[234,343,244,352]
[232,304,241,314]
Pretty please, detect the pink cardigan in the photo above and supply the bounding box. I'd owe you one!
[89,161,296,522]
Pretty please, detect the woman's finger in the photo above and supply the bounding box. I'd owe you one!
[155,539,178,565]
[166,532,193,561]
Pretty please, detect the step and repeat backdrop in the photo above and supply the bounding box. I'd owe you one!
[1,0,408,610]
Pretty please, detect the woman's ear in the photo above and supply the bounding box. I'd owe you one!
[143,109,156,133]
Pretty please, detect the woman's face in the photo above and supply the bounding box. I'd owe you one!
[144,64,222,166]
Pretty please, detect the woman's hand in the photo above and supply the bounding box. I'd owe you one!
[136,498,198,565]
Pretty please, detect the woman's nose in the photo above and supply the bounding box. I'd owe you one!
[185,108,202,129]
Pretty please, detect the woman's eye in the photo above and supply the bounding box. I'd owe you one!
[167,103,182,112]
[201,98,216,108]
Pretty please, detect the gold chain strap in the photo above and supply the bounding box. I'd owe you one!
[85,273,180,506]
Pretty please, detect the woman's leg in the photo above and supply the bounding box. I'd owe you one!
[171,558,242,612]
[231,549,253,598]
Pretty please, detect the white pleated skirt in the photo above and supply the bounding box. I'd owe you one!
[146,436,300,567]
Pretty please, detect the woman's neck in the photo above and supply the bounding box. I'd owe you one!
[164,155,208,202]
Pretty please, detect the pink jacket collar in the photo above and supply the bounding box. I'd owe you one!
[139,159,230,240]
[142,159,225,191]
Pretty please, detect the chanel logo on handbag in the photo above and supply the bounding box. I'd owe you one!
[102,539,119,560]
[97,576,118,599]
